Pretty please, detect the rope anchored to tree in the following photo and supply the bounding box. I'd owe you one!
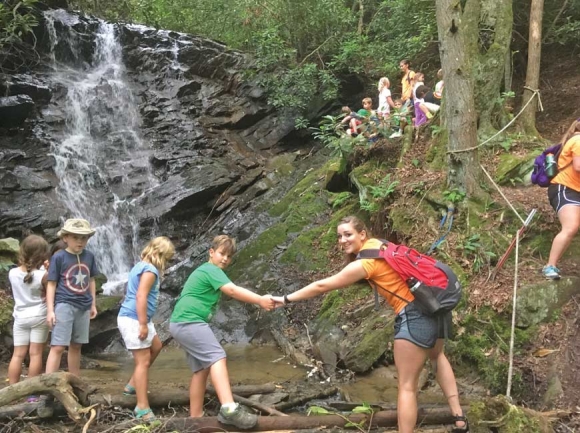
[447,87,543,155]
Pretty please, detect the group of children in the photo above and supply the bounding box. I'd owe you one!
[341,59,444,139]
[8,218,274,429]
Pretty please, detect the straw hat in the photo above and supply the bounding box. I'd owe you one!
[57,219,96,238]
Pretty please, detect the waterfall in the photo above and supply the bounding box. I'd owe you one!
[43,11,153,294]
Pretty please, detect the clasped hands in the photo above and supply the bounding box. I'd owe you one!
[258,295,289,311]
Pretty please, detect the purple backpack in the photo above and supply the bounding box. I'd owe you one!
[531,143,563,187]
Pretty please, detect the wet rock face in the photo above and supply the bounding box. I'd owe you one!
[0,12,294,243]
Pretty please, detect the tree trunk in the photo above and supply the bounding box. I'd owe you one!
[435,0,481,196]
[520,0,544,136]
[473,0,513,138]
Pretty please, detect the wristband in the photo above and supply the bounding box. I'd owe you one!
[284,294,291,304]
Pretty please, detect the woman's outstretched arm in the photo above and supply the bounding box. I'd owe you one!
[276,261,367,304]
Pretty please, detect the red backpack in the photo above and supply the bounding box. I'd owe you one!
[356,240,462,315]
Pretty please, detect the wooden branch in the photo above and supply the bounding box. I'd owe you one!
[274,387,339,411]
[0,372,92,421]
[543,0,569,43]
[165,407,462,431]
[230,394,288,417]
[88,383,277,409]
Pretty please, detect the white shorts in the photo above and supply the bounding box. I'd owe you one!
[117,316,157,350]
[13,316,49,346]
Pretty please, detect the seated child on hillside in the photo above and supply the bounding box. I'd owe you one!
[341,97,373,136]
[415,86,440,124]
[434,69,444,102]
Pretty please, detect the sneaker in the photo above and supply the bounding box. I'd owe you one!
[389,131,402,138]
[542,265,561,280]
[218,404,258,429]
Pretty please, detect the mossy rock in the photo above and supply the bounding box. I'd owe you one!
[0,294,14,332]
[340,311,395,372]
[95,295,123,314]
[0,238,19,262]
[516,276,580,328]
[94,274,108,294]
[468,395,552,433]
[495,151,538,185]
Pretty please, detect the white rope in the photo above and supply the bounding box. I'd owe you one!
[506,229,519,399]
[480,164,526,225]
[448,88,542,154]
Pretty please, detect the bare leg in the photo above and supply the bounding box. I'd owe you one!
[394,339,428,433]
[548,205,580,266]
[131,348,152,410]
[428,339,465,428]
[128,336,162,389]
[28,342,46,378]
[67,343,82,376]
[189,368,210,417]
[45,345,66,374]
[8,346,29,384]
[209,358,234,404]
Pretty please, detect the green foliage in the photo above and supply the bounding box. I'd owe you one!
[307,406,332,416]
[331,191,353,209]
[351,402,374,414]
[0,0,39,70]
[69,0,436,113]
[460,233,497,273]
[368,174,399,199]
[443,188,466,204]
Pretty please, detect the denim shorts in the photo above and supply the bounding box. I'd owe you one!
[394,302,452,349]
[51,303,90,346]
[169,322,226,373]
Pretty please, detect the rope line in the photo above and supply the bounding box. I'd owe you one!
[448,88,543,155]
[479,164,526,225]
[506,229,519,399]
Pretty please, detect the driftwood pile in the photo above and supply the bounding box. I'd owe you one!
[0,372,464,432]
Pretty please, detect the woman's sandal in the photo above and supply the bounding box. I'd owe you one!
[451,413,470,432]
[134,407,156,422]
[123,384,136,396]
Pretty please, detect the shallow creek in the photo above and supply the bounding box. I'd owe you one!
[75,345,455,406]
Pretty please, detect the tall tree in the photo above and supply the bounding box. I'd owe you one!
[435,0,481,196]
[520,0,544,136]
[472,0,513,138]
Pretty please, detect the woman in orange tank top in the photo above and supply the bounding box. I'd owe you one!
[272,216,467,433]
[545,118,580,279]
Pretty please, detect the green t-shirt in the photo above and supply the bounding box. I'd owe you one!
[170,262,231,323]
[356,109,370,117]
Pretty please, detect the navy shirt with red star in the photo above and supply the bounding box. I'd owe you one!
[47,249,100,311]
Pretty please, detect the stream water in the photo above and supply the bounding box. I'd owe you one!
[77,345,455,405]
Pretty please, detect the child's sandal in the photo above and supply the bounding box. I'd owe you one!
[134,407,156,422]
[451,413,469,432]
[123,384,136,396]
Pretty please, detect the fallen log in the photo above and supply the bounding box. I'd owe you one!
[0,372,94,421]
[165,407,461,432]
[88,383,277,408]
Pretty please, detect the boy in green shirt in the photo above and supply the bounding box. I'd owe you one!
[169,235,274,429]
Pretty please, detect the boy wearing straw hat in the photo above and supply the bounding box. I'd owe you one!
[45,219,100,376]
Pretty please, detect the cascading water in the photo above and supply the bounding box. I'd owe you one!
[44,11,154,294]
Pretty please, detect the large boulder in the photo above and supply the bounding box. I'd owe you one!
[0,95,35,127]
[516,277,580,327]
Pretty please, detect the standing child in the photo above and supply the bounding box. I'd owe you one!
[169,235,275,429]
[377,77,395,120]
[117,236,175,421]
[45,219,99,376]
[8,235,50,391]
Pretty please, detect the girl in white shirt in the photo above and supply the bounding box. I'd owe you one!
[8,235,50,387]
[377,77,395,120]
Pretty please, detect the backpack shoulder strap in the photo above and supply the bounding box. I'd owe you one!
[355,239,389,260]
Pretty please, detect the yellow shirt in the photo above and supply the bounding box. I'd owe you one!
[359,239,413,314]
[551,134,580,191]
[401,71,415,102]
